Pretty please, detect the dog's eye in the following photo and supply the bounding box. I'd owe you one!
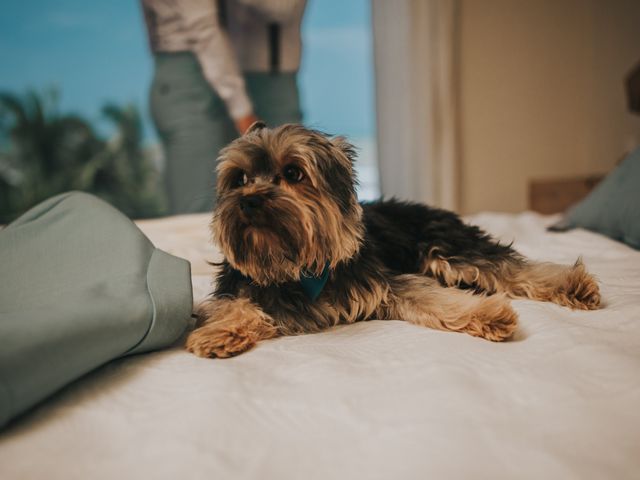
[282,165,304,183]
[236,171,249,187]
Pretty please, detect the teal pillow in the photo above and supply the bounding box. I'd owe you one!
[550,148,640,249]
[0,192,193,427]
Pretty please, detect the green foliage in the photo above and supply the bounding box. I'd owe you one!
[0,88,167,222]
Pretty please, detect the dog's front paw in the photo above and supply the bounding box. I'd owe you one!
[186,298,278,359]
[463,295,518,342]
[186,323,256,358]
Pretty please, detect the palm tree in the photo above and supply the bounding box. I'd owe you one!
[0,89,166,222]
[98,102,166,218]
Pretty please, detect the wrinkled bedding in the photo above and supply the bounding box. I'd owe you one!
[1,211,639,480]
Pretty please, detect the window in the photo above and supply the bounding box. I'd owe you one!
[299,0,379,200]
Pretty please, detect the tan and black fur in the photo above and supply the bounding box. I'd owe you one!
[187,123,600,358]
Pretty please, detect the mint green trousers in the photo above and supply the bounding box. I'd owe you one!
[151,53,303,215]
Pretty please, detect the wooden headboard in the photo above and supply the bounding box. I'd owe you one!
[528,174,605,214]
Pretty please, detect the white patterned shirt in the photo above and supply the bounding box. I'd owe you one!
[141,0,305,120]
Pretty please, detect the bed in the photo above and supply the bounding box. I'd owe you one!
[1,210,639,479]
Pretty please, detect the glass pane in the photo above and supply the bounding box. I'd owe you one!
[299,0,379,201]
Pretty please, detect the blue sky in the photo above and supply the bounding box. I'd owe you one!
[0,0,376,140]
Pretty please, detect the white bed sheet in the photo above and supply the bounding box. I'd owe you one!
[1,211,639,480]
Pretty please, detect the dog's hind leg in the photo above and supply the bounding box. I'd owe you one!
[423,252,601,311]
[383,274,518,341]
[499,258,600,310]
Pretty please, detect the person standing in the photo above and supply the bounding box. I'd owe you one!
[141,0,306,214]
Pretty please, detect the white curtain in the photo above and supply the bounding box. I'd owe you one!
[372,0,459,210]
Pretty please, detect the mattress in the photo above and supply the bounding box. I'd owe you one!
[1,211,639,480]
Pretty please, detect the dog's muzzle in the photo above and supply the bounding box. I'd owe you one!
[239,195,265,218]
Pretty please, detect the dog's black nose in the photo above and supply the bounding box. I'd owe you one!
[239,195,264,216]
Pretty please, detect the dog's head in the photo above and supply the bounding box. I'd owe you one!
[212,123,364,286]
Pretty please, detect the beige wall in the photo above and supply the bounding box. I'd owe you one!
[458,0,640,214]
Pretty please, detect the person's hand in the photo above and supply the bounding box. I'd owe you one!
[235,114,260,135]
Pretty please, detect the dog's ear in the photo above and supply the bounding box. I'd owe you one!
[330,136,357,168]
[245,121,267,135]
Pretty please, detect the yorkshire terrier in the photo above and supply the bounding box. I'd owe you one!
[186,123,600,358]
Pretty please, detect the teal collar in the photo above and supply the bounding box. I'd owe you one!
[299,262,330,301]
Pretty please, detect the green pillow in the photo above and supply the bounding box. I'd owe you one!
[550,148,640,249]
[0,192,193,427]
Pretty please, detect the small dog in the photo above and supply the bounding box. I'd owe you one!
[186,123,600,358]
